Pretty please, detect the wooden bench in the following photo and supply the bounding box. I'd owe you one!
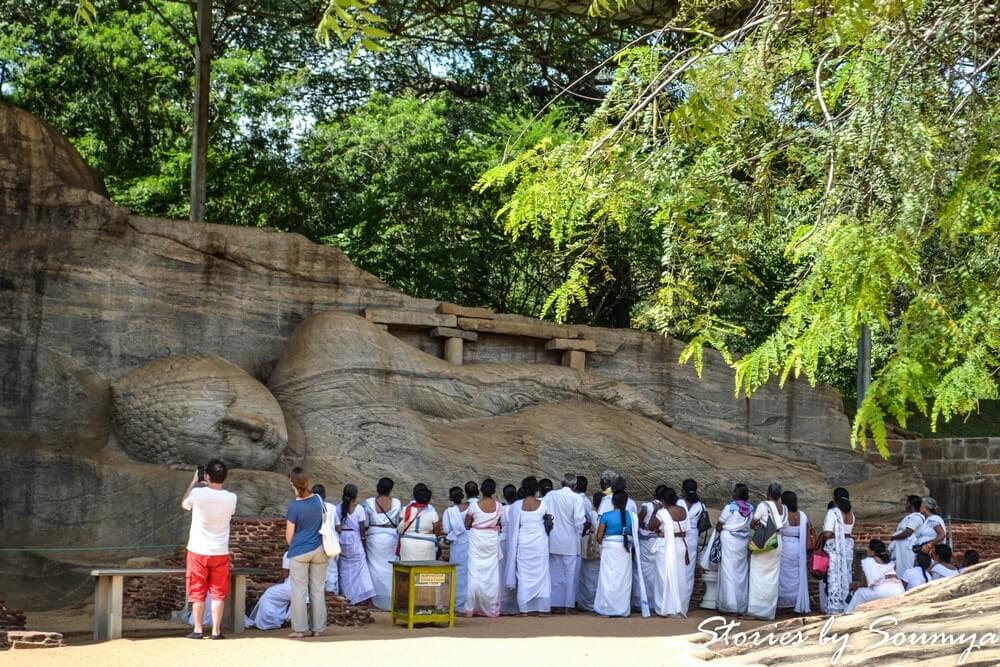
[90,567,267,641]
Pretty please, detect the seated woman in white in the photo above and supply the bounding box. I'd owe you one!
[244,553,294,630]
[846,540,904,612]
[930,543,960,579]
[901,551,934,590]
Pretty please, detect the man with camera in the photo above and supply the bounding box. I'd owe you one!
[181,459,238,639]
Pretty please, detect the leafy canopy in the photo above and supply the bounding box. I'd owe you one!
[479,0,1000,453]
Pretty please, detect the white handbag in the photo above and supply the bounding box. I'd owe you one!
[319,499,341,559]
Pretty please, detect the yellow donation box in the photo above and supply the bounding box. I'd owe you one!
[391,560,457,628]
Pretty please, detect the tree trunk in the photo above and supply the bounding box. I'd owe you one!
[189,0,212,222]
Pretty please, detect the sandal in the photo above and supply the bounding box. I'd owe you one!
[186,632,204,640]
[210,634,225,640]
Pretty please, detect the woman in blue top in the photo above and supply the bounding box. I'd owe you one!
[285,468,329,638]
[594,491,635,616]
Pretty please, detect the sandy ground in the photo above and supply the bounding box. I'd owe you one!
[10,609,768,666]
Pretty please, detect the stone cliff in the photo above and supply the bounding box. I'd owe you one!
[0,103,919,607]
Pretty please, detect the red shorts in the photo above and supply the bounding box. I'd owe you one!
[186,552,231,602]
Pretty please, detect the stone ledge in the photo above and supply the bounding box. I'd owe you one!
[429,326,478,342]
[457,317,579,340]
[545,338,597,352]
[436,302,494,319]
[363,308,456,328]
[6,631,63,649]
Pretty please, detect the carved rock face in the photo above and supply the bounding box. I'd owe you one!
[111,354,287,469]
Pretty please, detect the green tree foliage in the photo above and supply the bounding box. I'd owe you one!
[481,0,1000,451]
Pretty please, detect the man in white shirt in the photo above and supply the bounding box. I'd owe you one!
[546,473,587,612]
[181,459,237,639]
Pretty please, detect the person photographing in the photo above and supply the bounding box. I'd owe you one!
[181,459,237,640]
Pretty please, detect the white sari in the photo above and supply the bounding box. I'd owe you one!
[465,502,502,617]
[363,497,400,610]
[594,510,650,617]
[823,507,854,615]
[748,500,786,620]
[717,500,752,615]
[335,504,375,605]
[777,511,810,613]
[677,498,705,610]
[443,504,471,613]
[323,502,339,593]
[499,503,519,615]
[652,508,686,617]
[398,502,439,561]
[635,501,659,610]
[890,511,924,576]
[846,557,904,612]
[503,499,551,613]
[245,553,292,630]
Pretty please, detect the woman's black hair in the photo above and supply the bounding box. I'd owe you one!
[413,483,432,504]
[611,476,627,494]
[521,476,539,497]
[834,495,852,514]
[833,487,850,500]
[654,484,668,501]
[934,543,953,563]
[465,481,480,499]
[781,490,798,513]
[907,495,922,512]
[576,476,589,493]
[502,484,517,504]
[376,477,394,496]
[611,490,629,550]
[662,487,679,506]
[341,483,358,523]
[481,478,496,497]
[449,486,464,505]
[964,550,980,567]
[915,551,932,569]
[539,478,553,496]
[733,483,750,501]
[682,478,699,504]
[311,484,326,500]
[869,539,891,563]
[593,491,604,511]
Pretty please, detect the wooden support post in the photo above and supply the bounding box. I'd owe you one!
[443,337,463,365]
[189,0,212,222]
[562,349,586,371]
[107,575,123,640]
[93,576,109,641]
[229,574,247,635]
[856,324,871,409]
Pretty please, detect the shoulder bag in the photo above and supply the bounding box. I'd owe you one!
[318,497,341,559]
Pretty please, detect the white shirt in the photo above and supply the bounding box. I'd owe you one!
[545,486,586,555]
[823,507,855,534]
[678,498,705,534]
[597,495,637,516]
[901,565,930,590]
[182,486,237,556]
[913,514,945,545]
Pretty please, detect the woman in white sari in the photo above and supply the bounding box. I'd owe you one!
[503,477,551,614]
[362,477,400,610]
[846,540,904,612]
[499,484,520,615]
[747,483,786,620]
[398,483,440,561]
[311,485,340,594]
[443,486,471,614]
[636,486,665,610]
[335,484,375,605]
[648,487,688,617]
[464,478,503,617]
[913,497,947,555]
[677,479,707,612]
[777,491,811,614]
[889,495,924,576]
[716,484,753,615]
[818,489,855,615]
[577,489,602,612]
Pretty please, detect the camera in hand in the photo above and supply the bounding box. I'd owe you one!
[197,465,205,483]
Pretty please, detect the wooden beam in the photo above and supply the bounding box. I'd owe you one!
[545,337,597,352]
[457,317,579,340]
[436,302,495,319]
[429,326,478,341]
[364,308,457,328]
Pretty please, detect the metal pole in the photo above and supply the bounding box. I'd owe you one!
[856,324,872,409]
[189,0,212,222]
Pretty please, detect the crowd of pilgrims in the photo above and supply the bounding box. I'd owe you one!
[236,469,983,634]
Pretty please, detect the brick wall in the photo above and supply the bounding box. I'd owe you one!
[124,518,372,626]
[866,437,1000,521]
